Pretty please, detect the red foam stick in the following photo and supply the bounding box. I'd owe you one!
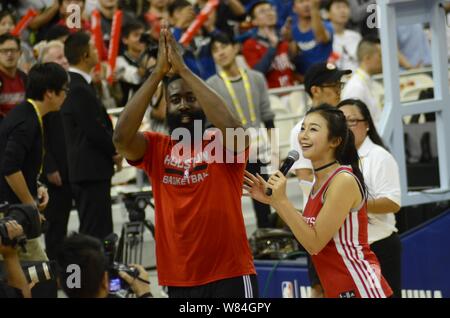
[179,0,219,46]
[11,9,38,37]
[91,10,105,73]
[107,10,123,84]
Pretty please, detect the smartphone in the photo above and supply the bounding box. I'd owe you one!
[109,277,122,293]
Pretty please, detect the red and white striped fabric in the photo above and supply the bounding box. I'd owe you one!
[303,166,393,298]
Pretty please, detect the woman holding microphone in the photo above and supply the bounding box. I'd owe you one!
[244,104,392,298]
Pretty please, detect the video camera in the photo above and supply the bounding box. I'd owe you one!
[103,233,139,294]
[0,203,41,251]
[121,191,153,223]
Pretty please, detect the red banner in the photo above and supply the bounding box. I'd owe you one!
[107,10,123,84]
[11,9,38,37]
[179,0,219,46]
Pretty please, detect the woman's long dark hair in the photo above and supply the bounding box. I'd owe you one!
[305,104,367,196]
[337,98,387,150]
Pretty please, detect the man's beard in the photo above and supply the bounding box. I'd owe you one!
[166,109,207,141]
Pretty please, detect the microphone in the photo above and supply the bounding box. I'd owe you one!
[266,150,300,196]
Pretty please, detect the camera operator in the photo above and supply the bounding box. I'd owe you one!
[0,220,31,298]
[56,233,151,298]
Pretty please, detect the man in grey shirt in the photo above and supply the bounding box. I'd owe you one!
[207,32,275,228]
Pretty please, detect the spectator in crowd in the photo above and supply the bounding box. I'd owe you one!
[116,21,146,106]
[207,32,275,228]
[38,40,69,70]
[341,35,382,125]
[113,25,257,298]
[96,0,134,50]
[56,233,152,298]
[0,11,36,73]
[0,220,31,298]
[0,34,27,121]
[169,0,218,81]
[291,0,334,76]
[397,24,431,69]
[326,0,361,71]
[242,0,295,89]
[0,10,15,36]
[36,40,72,261]
[338,98,402,298]
[61,31,120,240]
[195,0,246,38]
[0,62,69,261]
[143,0,170,40]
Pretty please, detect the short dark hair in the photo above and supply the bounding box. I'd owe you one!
[45,25,70,42]
[326,0,349,11]
[0,10,16,25]
[357,35,381,62]
[210,32,235,52]
[163,74,182,89]
[248,0,271,19]
[64,31,91,65]
[56,233,106,298]
[26,63,68,101]
[168,0,192,17]
[0,33,20,48]
[122,21,145,39]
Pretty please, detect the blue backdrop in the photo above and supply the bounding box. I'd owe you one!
[255,209,450,298]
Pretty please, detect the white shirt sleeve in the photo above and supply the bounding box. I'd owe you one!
[116,56,142,85]
[368,151,402,207]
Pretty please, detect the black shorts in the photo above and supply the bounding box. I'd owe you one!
[168,274,259,298]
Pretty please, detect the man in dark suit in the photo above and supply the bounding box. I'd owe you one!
[61,31,121,240]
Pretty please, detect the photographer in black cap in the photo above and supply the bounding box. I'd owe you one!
[56,233,151,298]
[0,220,31,298]
[289,62,351,298]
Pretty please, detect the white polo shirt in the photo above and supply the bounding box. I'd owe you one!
[342,68,381,125]
[359,137,402,244]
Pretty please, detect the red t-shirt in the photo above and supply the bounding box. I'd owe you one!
[0,69,26,118]
[303,166,393,298]
[242,37,294,89]
[128,131,256,286]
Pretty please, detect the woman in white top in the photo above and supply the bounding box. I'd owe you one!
[338,98,402,298]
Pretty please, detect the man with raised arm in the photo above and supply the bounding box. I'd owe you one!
[113,23,257,298]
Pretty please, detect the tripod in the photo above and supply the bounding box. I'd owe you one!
[116,191,155,266]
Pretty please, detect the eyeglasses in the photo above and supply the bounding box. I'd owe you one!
[346,118,366,127]
[319,82,345,90]
[0,48,20,55]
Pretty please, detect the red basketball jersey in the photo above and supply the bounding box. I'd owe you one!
[303,166,393,298]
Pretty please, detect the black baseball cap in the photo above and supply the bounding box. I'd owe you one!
[304,62,352,96]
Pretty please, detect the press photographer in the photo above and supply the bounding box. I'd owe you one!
[0,62,69,261]
[56,233,152,298]
[0,219,31,298]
